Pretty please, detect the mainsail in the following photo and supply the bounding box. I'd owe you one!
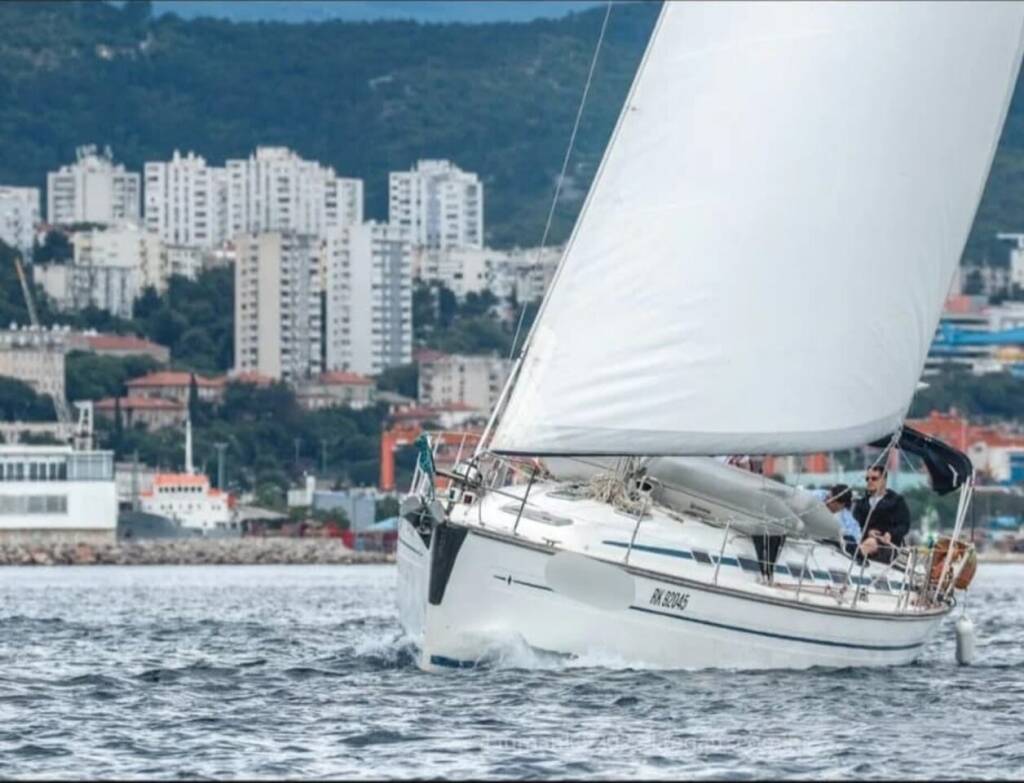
[491,1,1024,457]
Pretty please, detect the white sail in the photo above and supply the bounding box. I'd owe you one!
[492,1,1024,456]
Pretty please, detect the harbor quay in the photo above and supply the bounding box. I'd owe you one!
[0,536,394,566]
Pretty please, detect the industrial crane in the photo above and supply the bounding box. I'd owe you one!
[10,253,92,449]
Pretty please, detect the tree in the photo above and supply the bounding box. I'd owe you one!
[376,363,418,399]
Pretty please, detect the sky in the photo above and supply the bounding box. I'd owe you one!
[151,1,605,24]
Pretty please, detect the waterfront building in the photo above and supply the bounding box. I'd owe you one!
[295,371,376,411]
[389,159,483,250]
[0,326,67,403]
[225,146,363,237]
[234,231,323,382]
[0,444,117,544]
[416,350,512,416]
[46,146,141,226]
[144,150,227,248]
[0,186,41,255]
[322,222,412,376]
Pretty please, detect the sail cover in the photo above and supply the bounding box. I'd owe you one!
[493,2,1024,456]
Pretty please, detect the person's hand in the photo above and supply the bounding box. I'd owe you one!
[880,532,892,544]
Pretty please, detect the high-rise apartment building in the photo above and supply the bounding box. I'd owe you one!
[323,222,412,376]
[388,159,483,250]
[144,151,227,248]
[225,147,363,238]
[0,187,41,255]
[46,146,141,226]
[234,232,322,382]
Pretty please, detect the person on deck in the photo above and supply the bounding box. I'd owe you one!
[853,466,911,564]
[811,484,860,554]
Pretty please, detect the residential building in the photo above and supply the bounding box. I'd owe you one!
[65,332,170,364]
[323,222,411,376]
[95,396,186,431]
[164,245,203,280]
[225,146,362,237]
[413,245,504,297]
[0,186,41,254]
[234,231,322,382]
[60,224,164,318]
[295,372,376,411]
[0,326,67,403]
[0,444,117,545]
[416,350,512,416]
[389,159,483,250]
[46,146,141,226]
[125,371,224,405]
[144,150,227,248]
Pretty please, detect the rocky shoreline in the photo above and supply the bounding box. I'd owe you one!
[0,537,396,566]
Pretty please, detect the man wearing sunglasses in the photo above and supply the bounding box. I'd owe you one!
[852,465,911,563]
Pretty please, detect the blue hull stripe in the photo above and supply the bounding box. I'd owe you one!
[629,605,925,651]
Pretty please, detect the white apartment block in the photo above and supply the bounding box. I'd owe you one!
[0,326,67,404]
[234,232,322,382]
[0,187,41,254]
[144,150,227,248]
[389,159,483,250]
[46,146,141,226]
[412,245,509,298]
[488,245,562,304]
[164,245,203,281]
[35,224,164,319]
[417,352,512,416]
[323,222,412,376]
[225,147,363,238]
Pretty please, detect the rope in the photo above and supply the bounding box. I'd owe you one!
[508,0,614,360]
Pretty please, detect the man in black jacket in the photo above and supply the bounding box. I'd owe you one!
[853,465,911,563]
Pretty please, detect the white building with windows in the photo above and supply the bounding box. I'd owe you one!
[46,146,141,226]
[0,445,117,544]
[389,159,483,250]
[34,224,165,318]
[234,231,322,382]
[225,146,363,238]
[0,326,67,404]
[323,221,412,376]
[0,186,41,255]
[144,150,227,249]
[417,351,512,416]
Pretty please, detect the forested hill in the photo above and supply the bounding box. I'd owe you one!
[0,0,656,248]
[2,0,1024,257]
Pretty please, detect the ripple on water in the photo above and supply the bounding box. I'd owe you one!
[0,563,1020,778]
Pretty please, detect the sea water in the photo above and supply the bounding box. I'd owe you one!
[0,563,1020,779]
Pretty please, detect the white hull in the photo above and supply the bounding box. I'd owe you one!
[398,520,947,672]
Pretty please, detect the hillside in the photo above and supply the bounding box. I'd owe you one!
[0,1,1023,256]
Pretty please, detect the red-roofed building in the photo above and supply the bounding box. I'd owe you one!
[223,371,276,388]
[95,396,186,431]
[125,371,224,404]
[295,371,376,411]
[908,410,1024,483]
[66,332,170,364]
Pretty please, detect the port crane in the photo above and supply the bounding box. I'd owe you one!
[5,253,93,449]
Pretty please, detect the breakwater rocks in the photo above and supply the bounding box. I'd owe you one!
[0,537,395,566]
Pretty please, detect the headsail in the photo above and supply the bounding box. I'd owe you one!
[492,2,1024,456]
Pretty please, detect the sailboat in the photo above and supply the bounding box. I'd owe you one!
[397,2,1024,671]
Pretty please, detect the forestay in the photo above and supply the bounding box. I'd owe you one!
[492,2,1024,456]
